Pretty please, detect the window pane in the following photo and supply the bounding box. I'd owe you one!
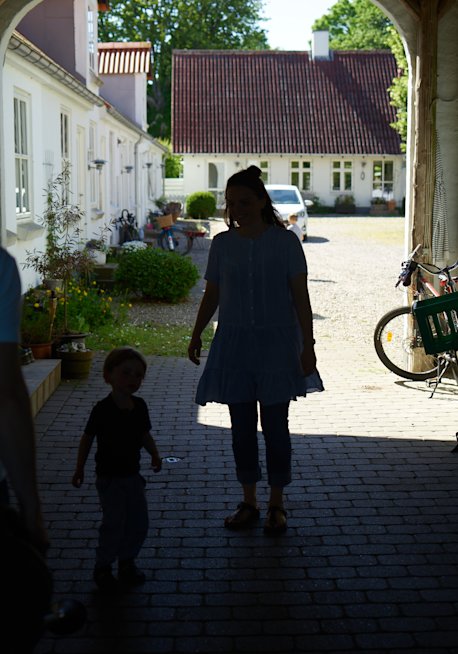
[291,161,299,169]
[384,161,394,181]
[332,161,340,170]
[291,171,299,186]
[344,172,352,190]
[21,160,30,212]
[344,161,352,170]
[302,171,311,191]
[20,101,27,154]
[302,161,311,169]
[332,172,340,190]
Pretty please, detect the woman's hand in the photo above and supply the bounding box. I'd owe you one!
[301,345,317,376]
[188,335,202,365]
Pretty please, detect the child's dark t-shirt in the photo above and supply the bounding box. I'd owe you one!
[84,394,151,477]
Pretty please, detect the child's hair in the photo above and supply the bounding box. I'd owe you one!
[288,213,298,222]
[103,347,147,381]
[224,165,284,229]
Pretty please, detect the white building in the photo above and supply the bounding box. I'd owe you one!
[171,34,406,212]
[3,0,166,290]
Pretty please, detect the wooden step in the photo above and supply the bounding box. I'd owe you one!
[22,359,62,417]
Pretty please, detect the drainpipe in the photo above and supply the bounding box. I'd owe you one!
[134,134,143,227]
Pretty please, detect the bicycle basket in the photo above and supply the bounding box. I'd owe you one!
[156,214,174,228]
[412,292,458,354]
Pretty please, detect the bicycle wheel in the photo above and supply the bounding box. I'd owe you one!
[158,227,192,255]
[374,306,438,381]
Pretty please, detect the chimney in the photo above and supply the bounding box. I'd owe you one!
[311,30,330,60]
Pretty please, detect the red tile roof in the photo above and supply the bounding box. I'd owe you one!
[98,42,151,76]
[172,49,402,155]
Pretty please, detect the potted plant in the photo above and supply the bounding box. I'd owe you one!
[20,288,57,359]
[334,194,356,214]
[85,237,111,265]
[23,163,97,377]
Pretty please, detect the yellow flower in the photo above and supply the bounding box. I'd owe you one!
[128,303,132,308]
[34,303,40,308]
[84,291,88,296]
[108,297,112,302]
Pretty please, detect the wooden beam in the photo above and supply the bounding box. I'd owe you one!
[411,0,438,259]
[398,0,421,19]
[438,0,455,18]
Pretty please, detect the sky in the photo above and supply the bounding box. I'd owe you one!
[261,0,337,51]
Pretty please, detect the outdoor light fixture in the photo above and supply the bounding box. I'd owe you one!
[145,162,153,169]
[124,165,134,174]
[89,159,107,171]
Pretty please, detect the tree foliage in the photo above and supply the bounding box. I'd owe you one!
[99,0,268,139]
[312,0,408,149]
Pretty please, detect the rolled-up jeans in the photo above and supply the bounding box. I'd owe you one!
[228,401,291,488]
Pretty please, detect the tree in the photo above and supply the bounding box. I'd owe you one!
[312,0,392,49]
[98,0,268,139]
[312,0,408,150]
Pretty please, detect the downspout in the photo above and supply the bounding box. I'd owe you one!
[134,134,143,228]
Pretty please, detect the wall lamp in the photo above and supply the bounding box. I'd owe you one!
[124,165,134,174]
[144,162,153,169]
[88,159,107,171]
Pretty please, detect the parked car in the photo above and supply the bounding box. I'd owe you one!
[265,184,310,240]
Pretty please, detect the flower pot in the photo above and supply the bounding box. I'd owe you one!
[57,350,93,379]
[29,342,53,359]
[89,250,107,265]
[43,279,63,292]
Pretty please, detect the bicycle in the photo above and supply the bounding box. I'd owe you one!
[148,212,193,255]
[374,244,458,394]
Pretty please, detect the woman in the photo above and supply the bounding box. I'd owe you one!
[188,166,323,534]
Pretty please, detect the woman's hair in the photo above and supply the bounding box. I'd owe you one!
[224,165,284,229]
[103,347,147,380]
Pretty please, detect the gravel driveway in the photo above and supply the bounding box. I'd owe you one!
[129,216,406,350]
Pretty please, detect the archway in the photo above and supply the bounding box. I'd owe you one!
[1,0,458,264]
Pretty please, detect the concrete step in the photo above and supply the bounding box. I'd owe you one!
[22,358,61,417]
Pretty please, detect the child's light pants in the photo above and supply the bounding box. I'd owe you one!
[95,473,148,568]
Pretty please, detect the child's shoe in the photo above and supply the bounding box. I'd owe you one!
[118,559,146,587]
[93,564,119,592]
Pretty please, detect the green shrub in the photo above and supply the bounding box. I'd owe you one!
[114,248,199,302]
[186,191,216,219]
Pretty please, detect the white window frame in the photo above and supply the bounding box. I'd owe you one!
[88,8,96,72]
[88,122,97,206]
[372,160,394,199]
[332,160,353,192]
[259,160,269,184]
[60,109,71,203]
[14,92,32,219]
[290,160,312,191]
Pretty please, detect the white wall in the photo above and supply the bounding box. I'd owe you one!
[181,154,406,210]
[4,46,164,288]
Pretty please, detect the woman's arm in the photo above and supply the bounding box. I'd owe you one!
[289,272,317,376]
[188,280,219,365]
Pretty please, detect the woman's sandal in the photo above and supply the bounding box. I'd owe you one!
[224,502,260,530]
[264,506,287,535]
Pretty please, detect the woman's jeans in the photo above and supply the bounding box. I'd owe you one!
[228,401,291,488]
[95,473,148,568]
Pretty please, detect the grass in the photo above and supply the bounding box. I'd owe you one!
[86,321,213,357]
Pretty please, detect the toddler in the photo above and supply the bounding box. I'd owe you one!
[72,347,161,591]
[287,213,303,242]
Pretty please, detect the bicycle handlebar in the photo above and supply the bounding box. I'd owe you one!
[395,243,458,288]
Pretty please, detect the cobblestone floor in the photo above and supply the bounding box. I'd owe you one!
[34,217,458,654]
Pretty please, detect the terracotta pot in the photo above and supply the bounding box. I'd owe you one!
[29,343,53,359]
[57,350,93,379]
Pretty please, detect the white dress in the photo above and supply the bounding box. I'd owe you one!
[195,226,324,406]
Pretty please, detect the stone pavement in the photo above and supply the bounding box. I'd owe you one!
[34,339,458,654]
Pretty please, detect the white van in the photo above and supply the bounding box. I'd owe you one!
[265,184,309,241]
